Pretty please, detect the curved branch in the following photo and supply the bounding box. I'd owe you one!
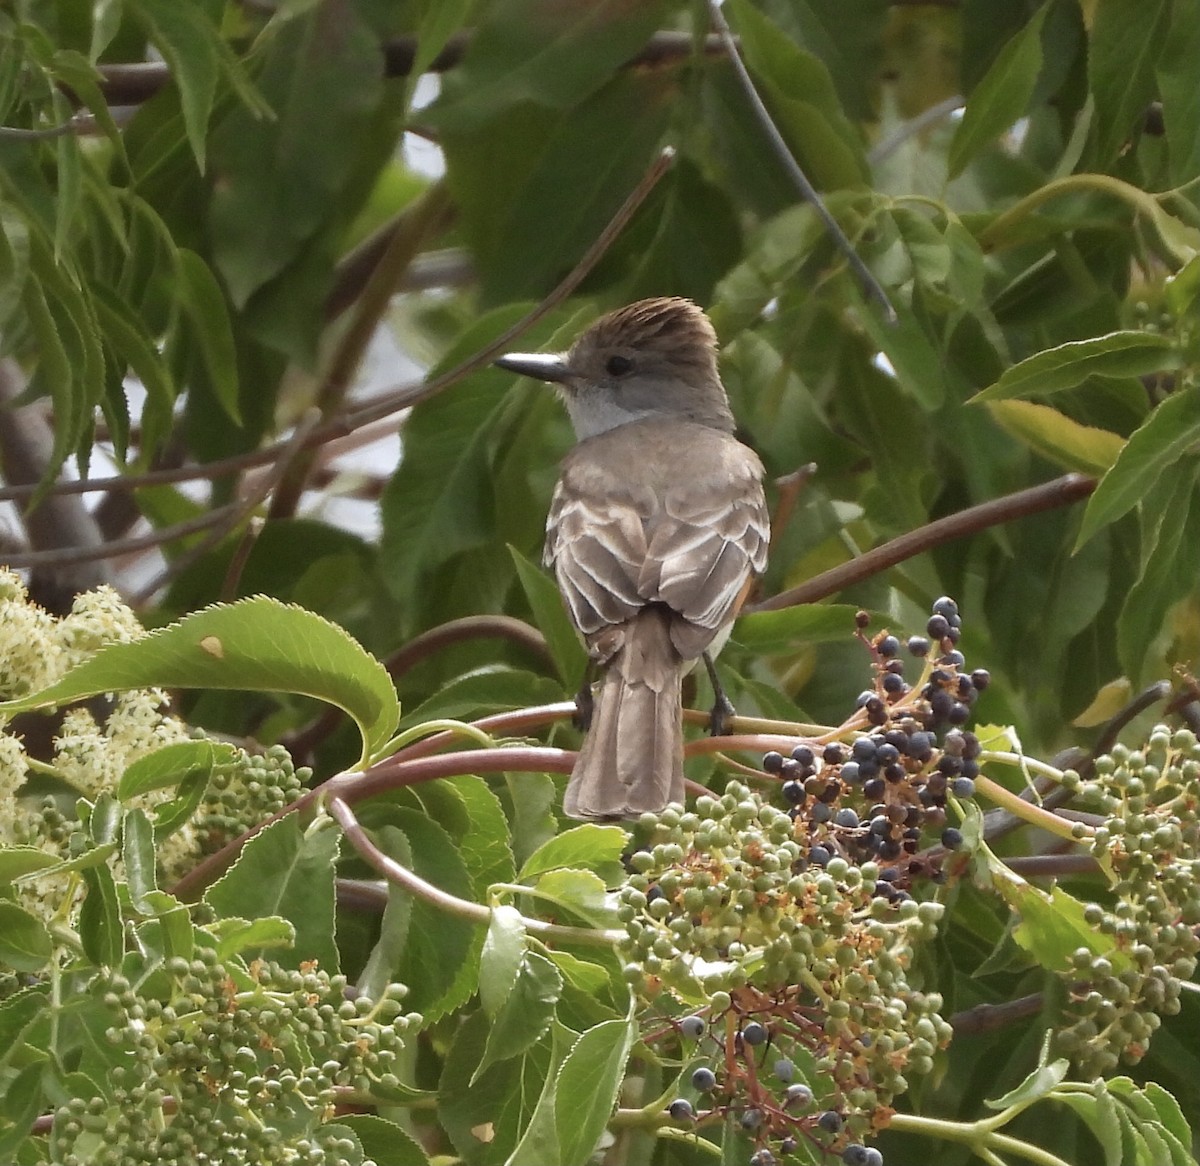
[751,474,1096,612]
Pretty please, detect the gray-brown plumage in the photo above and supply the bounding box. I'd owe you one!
[496,298,769,820]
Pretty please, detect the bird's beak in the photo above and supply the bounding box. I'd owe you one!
[494,352,571,383]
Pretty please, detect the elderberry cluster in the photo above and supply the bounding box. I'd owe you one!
[194,743,310,855]
[50,944,418,1166]
[619,783,950,1162]
[1054,726,1200,1076]
[762,598,987,900]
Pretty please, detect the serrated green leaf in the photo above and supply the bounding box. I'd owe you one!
[339,1113,432,1166]
[80,865,122,967]
[553,1015,637,1166]
[1076,388,1200,550]
[122,808,157,907]
[972,332,1180,403]
[725,0,868,191]
[117,739,238,801]
[1117,461,1200,682]
[205,815,339,970]
[0,848,61,885]
[0,903,53,972]
[509,545,586,688]
[531,869,615,929]
[1089,0,1171,165]
[127,0,262,172]
[986,399,1124,474]
[0,597,399,769]
[949,4,1049,177]
[985,1057,1068,1109]
[519,824,628,886]
[473,948,562,1083]
[176,248,240,424]
[1159,0,1200,184]
[480,904,527,1017]
[1055,1090,1122,1166]
[1141,1081,1194,1153]
[210,915,296,959]
[427,0,671,132]
[11,842,119,885]
[988,862,1128,973]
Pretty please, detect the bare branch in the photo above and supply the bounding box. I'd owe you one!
[750,474,1097,612]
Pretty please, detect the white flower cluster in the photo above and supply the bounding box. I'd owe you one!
[0,570,193,911]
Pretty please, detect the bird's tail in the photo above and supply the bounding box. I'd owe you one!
[563,607,685,821]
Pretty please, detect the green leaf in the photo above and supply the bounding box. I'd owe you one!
[80,865,122,967]
[339,1113,432,1166]
[1056,1089,1123,1166]
[363,811,478,1022]
[11,842,119,886]
[949,3,1049,177]
[510,545,587,688]
[0,848,61,885]
[1159,0,1200,184]
[972,332,1181,402]
[209,9,382,305]
[473,948,562,1082]
[204,815,339,970]
[128,0,260,171]
[0,597,399,770]
[1142,1081,1193,1154]
[0,903,53,972]
[985,1057,1068,1109]
[480,904,527,1017]
[519,824,628,887]
[117,739,238,800]
[989,863,1127,974]
[427,0,671,132]
[1088,0,1171,165]
[209,915,297,959]
[531,868,615,929]
[1117,461,1200,682]
[985,399,1124,474]
[122,808,158,907]
[1076,388,1200,549]
[554,1016,638,1166]
[176,249,240,423]
[731,604,863,654]
[725,0,868,191]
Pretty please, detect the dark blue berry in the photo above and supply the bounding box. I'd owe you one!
[952,776,976,797]
[691,1067,716,1091]
[742,1021,768,1046]
[680,1015,705,1039]
[668,1098,695,1120]
[818,1110,844,1134]
[941,827,964,849]
[762,751,784,774]
[791,744,815,767]
[907,636,930,657]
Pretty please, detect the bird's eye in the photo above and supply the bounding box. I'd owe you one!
[605,354,634,377]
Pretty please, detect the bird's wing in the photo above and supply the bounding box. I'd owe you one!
[546,427,768,658]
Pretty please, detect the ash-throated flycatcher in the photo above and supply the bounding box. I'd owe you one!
[496,298,769,820]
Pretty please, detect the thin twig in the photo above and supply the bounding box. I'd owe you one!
[129,410,322,605]
[335,146,678,432]
[867,95,965,165]
[950,993,1043,1035]
[750,473,1096,612]
[0,502,241,568]
[269,182,454,520]
[707,0,897,324]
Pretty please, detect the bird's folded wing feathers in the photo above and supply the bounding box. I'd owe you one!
[546,432,768,654]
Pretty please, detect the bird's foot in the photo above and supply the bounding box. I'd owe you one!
[573,682,594,732]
